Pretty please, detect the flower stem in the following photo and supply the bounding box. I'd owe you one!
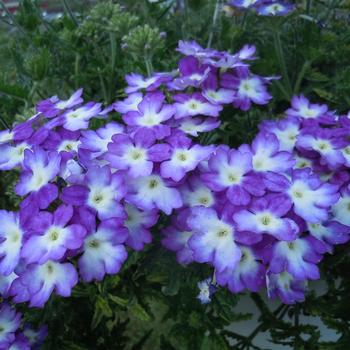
[207,0,221,48]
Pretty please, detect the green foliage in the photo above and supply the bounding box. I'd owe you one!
[1,0,350,349]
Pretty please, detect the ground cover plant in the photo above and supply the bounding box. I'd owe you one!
[1,1,350,349]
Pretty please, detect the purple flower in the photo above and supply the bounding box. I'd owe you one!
[176,40,219,59]
[79,122,124,159]
[260,117,300,152]
[124,204,158,251]
[8,333,31,350]
[124,73,170,93]
[331,187,350,226]
[307,221,350,253]
[173,93,222,119]
[287,169,339,223]
[233,195,299,241]
[216,246,265,293]
[296,128,346,170]
[196,277,217,304]
[51,102,102,131]
[180,177,216,208]
[169,56,210,90]
[0,142,31,170]
[247,132,295,173]
[123,92,175,139]
[257,2,295,16]
[127,174,183,215]
[23,324,48,349]
[113,93,143,114]
[222,68,272,110]
[267,272,306,304]
[269,237,322,280]
[176,117,220,137]
[187,206,242,273]
[201,146,265,205]
[202,73,235,105]
[228,0,262,9]
[286,95,328,120]
[0,211,24,276]
[0,129,14,145]
[36,88,83,118]
[15,147,61,211]
[10,260,78,308]
[78,219,128,282]
[105,128,171,177]
[62,166,126,221]
[21,205,86,264]
[162,210,194,265]
[0,272,18,298]
[0,304,21,348]
[161,133,213,181]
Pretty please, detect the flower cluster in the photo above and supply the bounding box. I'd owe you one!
[164,94,350,304]
[0,303,47,350]
[0,40,274,313]
[227,0,295,16]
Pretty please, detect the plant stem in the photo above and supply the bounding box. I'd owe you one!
[207,0,221,48]
[62,0,79,27]
[306,0,313,14]
[273,31,292,99]
[0,116,10,130]
[145,57,153,77]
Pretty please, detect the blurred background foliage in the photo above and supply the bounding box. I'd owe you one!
[1,0,350,349]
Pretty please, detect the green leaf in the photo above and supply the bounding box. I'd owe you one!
[130,303,152,322]
[109,294,129,307]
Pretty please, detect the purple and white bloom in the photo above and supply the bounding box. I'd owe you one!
[269,238,322,280]
[177,117,220,137]
[331,188,350,226]
[8,333,31,350]
[43,128,81,157]
[287,169,339,223]
[228,0,262,9]
[21,205,86,264]
[202,73,235,105]
[216,246,265,293]
[307,221,350,253]
[79,122,124,159]
[196,277,217,304]
[162,210,194,265]
[173,93,222,119]
[0,142,30,170]
[176,40,219,59]
[169,56,210,90]
[36,88,83,118]
[23,324,48,349]
[180,177,216,208]
[10,260,78,308]
[257,2,295,16]
[294,155,313,170]
[187,206,242,273]
[161,133,213,181]
[123,92,175,139]
[0,272,18,298]
[0,129,14,145]
[105,128,170,177]
[127,174,183,215]
[296,129,345,169]
[52,102,102,131]
[233,195,299,241]
[113,93,143,114]
[62,166,126,220]
[15,147,61,210]
[0,211,24,276]
[260,117,300,152]
[201,147,264,205]
[78,219,128,282]
[247,132,295,173]
[124,204,158,251]
[221,68,272,110]
[124,73,170,93]
[286,95,328,120]
[0,304,21,349]
[267,271,306,304]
